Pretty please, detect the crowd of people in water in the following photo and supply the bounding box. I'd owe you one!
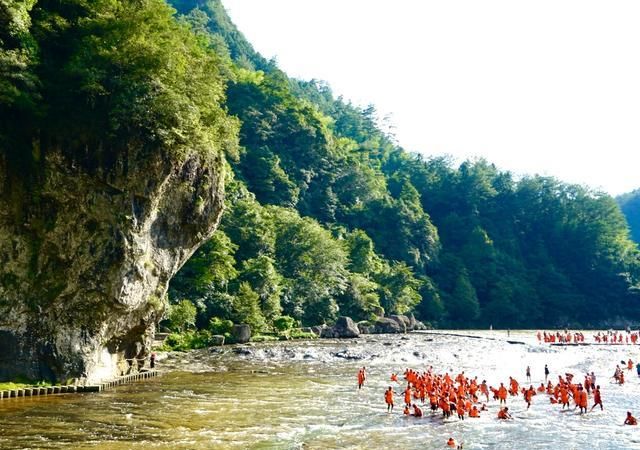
[357,337,640,449]
[537,329,640,344]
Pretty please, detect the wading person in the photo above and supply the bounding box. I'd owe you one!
[357,367,366,389]
[590,385,603,411]
[384,386,395,412]
[544,364,550,382]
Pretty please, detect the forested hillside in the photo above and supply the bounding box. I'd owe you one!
[618,190,640,244]
[167,0,640,331]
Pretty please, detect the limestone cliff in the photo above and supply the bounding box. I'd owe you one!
[0,145,225,383]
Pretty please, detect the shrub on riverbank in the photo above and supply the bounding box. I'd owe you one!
[162,330,215,351]
[0,378,49,390]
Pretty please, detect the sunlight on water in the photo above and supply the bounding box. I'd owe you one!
[1,331,640,449]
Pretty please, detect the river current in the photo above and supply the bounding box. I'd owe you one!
[1,331,639,449]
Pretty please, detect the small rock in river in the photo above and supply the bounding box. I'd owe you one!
[233,347,252,355]
[332,350,365,360]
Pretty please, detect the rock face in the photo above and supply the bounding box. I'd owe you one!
[0,146,224,383]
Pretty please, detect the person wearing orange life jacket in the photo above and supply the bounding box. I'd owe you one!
[559,386,570,409]
[390,373,398,383]
[624,411,638,425]
[590,385,603,411]
[497,383,508,404]
[576,385,588,414]
[509,377,519,396]
[412,403,423,418]
[429,392,438,411]
[403,405,410,416]
[480,380,489,402]
[404,385,412,406]
[497,407,512,419]
[440,397,451,418]
[524,385,536,409]
[357,367,366,389]
[456,398,465,420]
[469,405,480,418]
[384,386,395,412]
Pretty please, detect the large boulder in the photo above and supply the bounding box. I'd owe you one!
[357,321,373,334]
[413,320,428,331]
[311,324,329,337]
[389,315,410,332]
[210,335,225,346]
[373,318,404,334]
[332,316,360,338]
[232,324,252,344]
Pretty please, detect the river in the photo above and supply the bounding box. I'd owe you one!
[1,331,639,449]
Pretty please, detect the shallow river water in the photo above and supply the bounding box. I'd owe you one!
[1,331,640,449]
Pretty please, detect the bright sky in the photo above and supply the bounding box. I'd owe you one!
[221,0,640,196]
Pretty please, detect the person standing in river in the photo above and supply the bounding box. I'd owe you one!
[384,386,395,412]
[357,367,366,389]
[590,385,603,411]
[544,364,550,382]
[526,365,531,382]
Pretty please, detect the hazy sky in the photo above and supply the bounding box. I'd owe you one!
[221,0,640,196]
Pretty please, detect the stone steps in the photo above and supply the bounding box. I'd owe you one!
[0,370,159,400]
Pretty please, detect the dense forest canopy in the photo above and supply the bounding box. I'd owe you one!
[164,0,640,331]
[4,0,640,334]
[617,190,640,244]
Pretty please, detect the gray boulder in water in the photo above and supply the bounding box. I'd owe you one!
[332,316,360,338]
[232,324,251,344]
[389,315,410,332]
[373,318,404,334]
[210,335,225,346]
[310,325,326,336]
[357,321,373,334]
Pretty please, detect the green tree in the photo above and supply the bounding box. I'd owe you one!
[169,230,238,300]
[232,282,267,332]
[167,299,197,332]
[238,255,283,321]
